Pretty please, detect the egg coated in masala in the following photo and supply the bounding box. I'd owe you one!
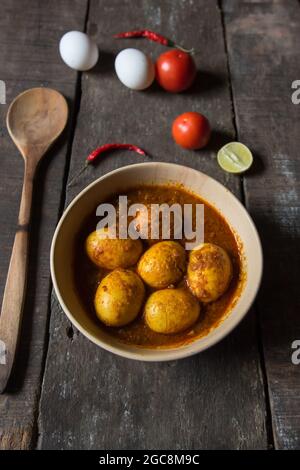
[94,269,145,327]
[85,227,143,270]
[187,243,233,302]
[137,241,186,289]
[145,288,200,334]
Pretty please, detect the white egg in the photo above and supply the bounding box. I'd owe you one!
[59,31,99,71]
[115,48,155,90]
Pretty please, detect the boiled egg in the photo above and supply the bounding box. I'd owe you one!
[59,31,99,71]
[115,48,155,90]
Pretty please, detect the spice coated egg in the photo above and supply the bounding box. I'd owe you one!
[94,269,145,327]
[187,243,233,302]
[114,48,155,90]
[59,31,99,71]
[145,288,200,334]
[137,241,186,289]
[85,227,143,270]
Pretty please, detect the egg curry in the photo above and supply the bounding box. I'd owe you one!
[74,184,244,348]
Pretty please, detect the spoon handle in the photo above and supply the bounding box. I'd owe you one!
[0,160,35,393]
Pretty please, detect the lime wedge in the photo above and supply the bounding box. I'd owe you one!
[217,142,253,173]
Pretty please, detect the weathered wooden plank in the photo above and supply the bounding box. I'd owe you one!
[39,0,268,449]
[222,0,300,449]
[0,0,88,449]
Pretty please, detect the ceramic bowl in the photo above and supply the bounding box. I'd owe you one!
[50,162,262,361]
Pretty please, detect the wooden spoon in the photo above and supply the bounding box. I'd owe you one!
[0,88,68,393]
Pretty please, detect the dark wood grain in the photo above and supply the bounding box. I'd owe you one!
[222,0,300,449]
[0,0,88,449]
[39,0,268,449]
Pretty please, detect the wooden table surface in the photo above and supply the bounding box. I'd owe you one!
[0,0,299,450]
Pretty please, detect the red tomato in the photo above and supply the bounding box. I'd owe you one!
[155,49,197,93]
[172,112,211,149]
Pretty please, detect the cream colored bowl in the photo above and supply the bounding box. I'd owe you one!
[50,162,262,361]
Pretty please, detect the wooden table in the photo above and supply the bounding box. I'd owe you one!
[0,0,299,450]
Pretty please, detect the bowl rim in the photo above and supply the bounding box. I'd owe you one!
[50,162,263,362]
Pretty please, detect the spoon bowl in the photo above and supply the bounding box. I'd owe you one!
[7,87,68,158]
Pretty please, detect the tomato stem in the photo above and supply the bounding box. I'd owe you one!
[168,40,194,54]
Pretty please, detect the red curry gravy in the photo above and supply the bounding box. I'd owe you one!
[74,184,244,349]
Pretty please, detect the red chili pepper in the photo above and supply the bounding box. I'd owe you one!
[68,143,147,186]
[113,29,194,54]
[87,143,146,162]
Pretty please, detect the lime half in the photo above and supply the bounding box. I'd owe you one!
[217,142,253,173]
